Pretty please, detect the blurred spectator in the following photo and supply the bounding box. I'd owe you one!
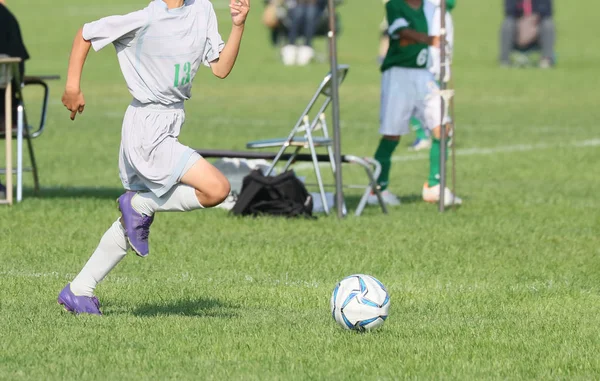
[263,0,340,66]
[0,0,30,198]
[499,0,555,68]
[281,0,319,66]
[0,0,28,80]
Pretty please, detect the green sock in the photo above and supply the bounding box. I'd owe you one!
[374,138,399,191]
[428,138,448,187]
[410,118,428,140]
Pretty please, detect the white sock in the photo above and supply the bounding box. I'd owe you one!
[132,184,203,215]
[70,219,128,297]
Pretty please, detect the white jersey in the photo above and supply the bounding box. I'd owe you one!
[425,0,454,82]
[82,0,224,105]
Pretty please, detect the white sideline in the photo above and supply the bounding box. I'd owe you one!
[291,138,600,171]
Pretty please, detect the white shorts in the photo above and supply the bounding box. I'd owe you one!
[379,67,442,136]
[119,100,201,197]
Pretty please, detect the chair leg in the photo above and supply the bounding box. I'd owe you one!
[345,155,388,216]
[363,157,388,215]
[305,131,329,215]
[319,113,346,214]
[283,146,302,172]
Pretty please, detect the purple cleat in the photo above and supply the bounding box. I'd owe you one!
[117,191,154,257]
[57,284,102,315]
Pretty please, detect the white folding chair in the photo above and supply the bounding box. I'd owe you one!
[246,65,388,216]
[0,56,57,205]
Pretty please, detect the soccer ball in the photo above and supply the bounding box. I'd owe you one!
[330,274,390,331]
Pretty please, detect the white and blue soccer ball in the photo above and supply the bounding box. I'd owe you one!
[330,274,390,331]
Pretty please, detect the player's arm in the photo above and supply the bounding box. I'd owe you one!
[386,2,439,47]
[399,29,440,47]
[62,12,145,120]
[210,0,250,79]
[62,28,91,121]
[210,24,245,79]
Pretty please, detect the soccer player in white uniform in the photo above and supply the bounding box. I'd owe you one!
[58,0,250,315]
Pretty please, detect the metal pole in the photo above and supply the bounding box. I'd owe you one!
[327,0,344,218]
[4,64,13,205]
[450,77,457,211]
[438,0,447,212]
[17,104,23,202]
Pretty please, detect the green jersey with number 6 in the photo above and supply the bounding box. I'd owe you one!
[381,0,430,72]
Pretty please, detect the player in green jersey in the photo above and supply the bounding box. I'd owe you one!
[368,0,462,207]
[379,0,456,152]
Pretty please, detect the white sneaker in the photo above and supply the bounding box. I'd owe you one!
[367,190,401,206]
[422,183,462,206]
[539,58,552,69]
[296,46,315,66]
[281,45,297,66]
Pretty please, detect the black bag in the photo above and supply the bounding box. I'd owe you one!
[231,170,314,218]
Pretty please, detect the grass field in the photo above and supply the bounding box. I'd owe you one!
[1,0,600,379]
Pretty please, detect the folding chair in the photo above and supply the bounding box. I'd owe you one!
[245,64,388,216]
[0,56,58,204]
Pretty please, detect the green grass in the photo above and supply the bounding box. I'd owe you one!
[1,0,600,379]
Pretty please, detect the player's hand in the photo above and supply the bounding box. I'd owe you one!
[62,87,85,121]
[429,36,441,48]
[230,0,250,27]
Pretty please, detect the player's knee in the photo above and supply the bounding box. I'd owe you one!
[202,177,230,207]
[217,178,231,203]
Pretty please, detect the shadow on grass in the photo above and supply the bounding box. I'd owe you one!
[342,193,423,211]
[130,297,239,318]
[23,186,124,200]
[395,194,423,205]
[21,187,424,209]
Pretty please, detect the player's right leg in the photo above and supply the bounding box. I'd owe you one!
[368,67,413,206]
[122,153,230,257]
[115,103,227,257]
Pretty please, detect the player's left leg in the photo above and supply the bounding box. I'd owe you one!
[419,73,462,206]
[58,219,128,315]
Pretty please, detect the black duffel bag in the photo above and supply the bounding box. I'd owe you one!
[231,170,314,218]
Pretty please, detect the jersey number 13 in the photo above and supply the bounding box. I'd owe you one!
[174,62,192,87]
